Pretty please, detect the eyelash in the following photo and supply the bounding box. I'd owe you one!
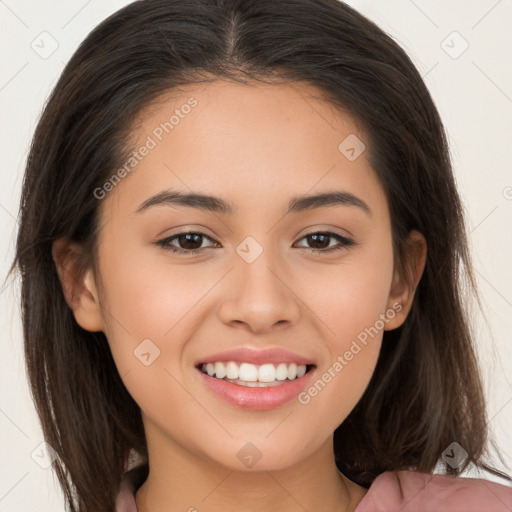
[156,230,355,255]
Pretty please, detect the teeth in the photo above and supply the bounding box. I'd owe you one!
[275,363,289,380]
[225,361,238,379]
[239,362,258,382]
[258,363,277,383]
[201,361,309,383]
[214,362,226,379]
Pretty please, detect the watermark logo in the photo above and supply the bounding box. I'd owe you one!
[441,31,469,60]
[134,338,161,366]
[31,31,59,59]
[31,441,58,469]
[442,442,468,468]
[236,236,264,264]
[237,442,262,468]
[338,134,366,161]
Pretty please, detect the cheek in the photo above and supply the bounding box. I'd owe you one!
[97,240,208,351]
[97,261,196,418]
[305,239,394,344]
[297,273,388,435]
[294,241,393,426]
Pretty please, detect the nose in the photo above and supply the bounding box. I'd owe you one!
[216,246,301,334]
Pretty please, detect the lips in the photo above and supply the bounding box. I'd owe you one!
[195,346,316,367]
[194,346,317,410]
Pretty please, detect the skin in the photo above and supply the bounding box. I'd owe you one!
[53,80,426,512]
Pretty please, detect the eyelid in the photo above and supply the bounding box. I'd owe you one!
[294,223,355,240]
[156,230,219,252]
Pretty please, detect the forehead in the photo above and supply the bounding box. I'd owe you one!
[99,80,387,223]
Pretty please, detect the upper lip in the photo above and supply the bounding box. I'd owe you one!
[196,347,316,367]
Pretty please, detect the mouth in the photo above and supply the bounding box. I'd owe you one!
[195,360,317,410]
[196,361,316,388]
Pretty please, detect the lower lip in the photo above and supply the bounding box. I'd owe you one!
[196,366,316,410]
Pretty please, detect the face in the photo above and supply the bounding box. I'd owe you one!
[73,80,416,471]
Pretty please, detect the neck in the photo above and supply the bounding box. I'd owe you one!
[135,421,367,512]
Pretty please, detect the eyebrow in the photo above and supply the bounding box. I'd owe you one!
[136,189,372,217]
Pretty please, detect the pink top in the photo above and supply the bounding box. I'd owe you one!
[116,469,512,511]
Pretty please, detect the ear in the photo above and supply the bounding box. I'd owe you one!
[52,237,104,332]
[384,230,427,330]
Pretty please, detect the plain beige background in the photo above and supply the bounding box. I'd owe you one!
[1,0,511,510]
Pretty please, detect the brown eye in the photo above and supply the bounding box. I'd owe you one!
[294,231,354,253]
[157,232,219,254]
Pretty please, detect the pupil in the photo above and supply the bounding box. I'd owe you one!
[180,233,202,250]
[309,234,329,249]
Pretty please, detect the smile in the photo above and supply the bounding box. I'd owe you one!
[199,361,313,386]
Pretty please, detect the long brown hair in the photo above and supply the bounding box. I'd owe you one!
[10,0,511,510]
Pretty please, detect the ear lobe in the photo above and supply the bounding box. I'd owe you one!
[52,237,104,332]
[384,230,427,331]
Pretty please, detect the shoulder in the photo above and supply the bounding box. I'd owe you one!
[354,469,512,512]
